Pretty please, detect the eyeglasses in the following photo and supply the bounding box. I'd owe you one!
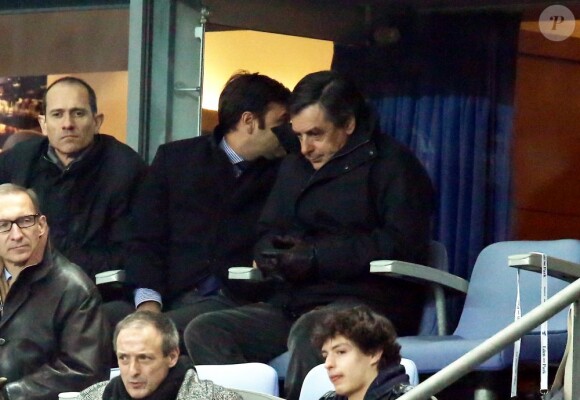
[0,214,40,233]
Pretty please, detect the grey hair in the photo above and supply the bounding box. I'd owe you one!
[0,183,42,213]
[113,311,179,356]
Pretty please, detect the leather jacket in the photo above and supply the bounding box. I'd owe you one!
[0,241,110,400]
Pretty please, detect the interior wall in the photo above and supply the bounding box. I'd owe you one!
[2,5,332,142]
[0,8,129,77]
[203,30,333,110]
[511,18,580,240]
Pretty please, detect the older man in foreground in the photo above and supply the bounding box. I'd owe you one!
[0,183,109,400]
[79,311,241,400]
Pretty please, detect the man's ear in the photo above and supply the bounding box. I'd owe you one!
[167,348,180,368]
[38,115,48,136]
[370,350,383,367]
[345,116,356,136]
[94,113,105,133]
[38,215,48,237]
[240,111,256,134]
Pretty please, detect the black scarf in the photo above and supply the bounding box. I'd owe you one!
[102,358,191,400]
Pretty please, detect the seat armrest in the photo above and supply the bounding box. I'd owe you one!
[370,260,468,294]
[508,252,580,282]
[371,260,468,335]
[95,269,126,285]
[228,267,264,281]
[230,388,284,400]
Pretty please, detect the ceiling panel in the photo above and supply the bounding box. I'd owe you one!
[202,0,580,42]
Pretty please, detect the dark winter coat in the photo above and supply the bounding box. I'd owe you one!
[125,132,282,304]
[320,364,412,400]
[0,134,146,278]
[257,122,435,334]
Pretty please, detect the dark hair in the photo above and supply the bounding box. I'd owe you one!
[114,311,179,357]
[0,183,42,213]
[311,306,401,369]
[289,70,369,129]
[42,76,98,114]
[218,71,290,132]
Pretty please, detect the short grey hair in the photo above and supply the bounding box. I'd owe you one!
[113,311,179,356]
[0,183,42,213]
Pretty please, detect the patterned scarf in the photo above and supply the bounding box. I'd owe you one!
[102,358,191,400]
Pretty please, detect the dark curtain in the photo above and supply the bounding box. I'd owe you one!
[333,13,520,279]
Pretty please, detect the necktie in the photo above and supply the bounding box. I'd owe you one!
[235,161,251,177]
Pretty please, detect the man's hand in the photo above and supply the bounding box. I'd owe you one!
[136,301,161,313]
[258,235,316,282]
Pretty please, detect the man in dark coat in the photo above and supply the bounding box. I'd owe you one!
[0,183,110,400]
[123,72,295,335]
[184,70,435,400]
[0,77,146,279]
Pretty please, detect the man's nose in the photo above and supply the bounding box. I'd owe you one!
[324,355,334,369]
[128,360,140,376]
[8,223,24,240]
[300,137,313,155]
[62,113,74,129]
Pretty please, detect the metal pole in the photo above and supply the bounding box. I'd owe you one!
[398,278,580,400]
[569,302,579,399]
[194,7,208,137]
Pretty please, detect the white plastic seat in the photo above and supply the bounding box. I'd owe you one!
[230,388,284,400]
[196,363,279,396]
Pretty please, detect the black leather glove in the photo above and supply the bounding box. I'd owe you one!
[261,235,317,282]
[254,239,286,282]
[255,249,285,282]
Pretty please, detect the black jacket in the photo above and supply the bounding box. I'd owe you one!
[0,244,111,400]
[126,132,282,303]
[0,134,146,278]
[257,123,435,334]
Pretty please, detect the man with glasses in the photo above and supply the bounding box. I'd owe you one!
[0,183,110,400]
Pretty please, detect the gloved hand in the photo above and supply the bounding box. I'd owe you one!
[260,235,316,282]
[254,244,285,282]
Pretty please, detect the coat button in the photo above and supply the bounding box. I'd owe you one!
[369,150,375,156]
[0,338,5,345]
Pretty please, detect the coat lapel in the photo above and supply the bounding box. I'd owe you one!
[0,239,51,328]
[0,282,32,328]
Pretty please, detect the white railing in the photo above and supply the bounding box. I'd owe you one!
[399,276,580,400]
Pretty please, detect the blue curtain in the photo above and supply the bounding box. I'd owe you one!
[333,13,520,279]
